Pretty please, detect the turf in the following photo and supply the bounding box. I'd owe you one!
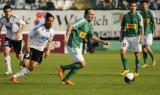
[0,51,160,95]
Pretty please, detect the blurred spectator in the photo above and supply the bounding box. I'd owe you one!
[0,0,160,10]
[46,0,55,10]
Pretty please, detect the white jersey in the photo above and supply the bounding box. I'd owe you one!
[29,24,55,51]
[0,15,25,40]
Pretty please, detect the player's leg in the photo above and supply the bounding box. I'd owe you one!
[3,38,12,75]
[145,34,155,66]
[10,48,43,83]
[134,52,141,76]
[142,45,148,68]
[120,38,129,75]
[132,36,142,76]
[59,46,85,85]
[146,44,156,66]
[13,40,23,67]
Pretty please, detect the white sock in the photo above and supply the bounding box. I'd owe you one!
[14,67,30,78]
[4,55,12,73]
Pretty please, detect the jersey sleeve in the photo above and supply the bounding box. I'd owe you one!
[72,18,86,29]
[150,10,156,23]
[137,13,143,27]
[49,29,55,41]
[29,25,39,37]
[121,15,125,27]
[87,25,94,37]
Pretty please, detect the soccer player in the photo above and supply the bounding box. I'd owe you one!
[140,0,157,68]
[119,1,144,76]
[58,8,109,85]
[10,12,55,83]
[0,5,25,75]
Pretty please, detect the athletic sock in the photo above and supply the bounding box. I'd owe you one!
[4,55,12,73]
[147,49,154,62]
[121,57,128,70]
[143,51,148,64]
[62,68,79,81]
[135,58,141,73]
[61,62,81,71]
[14,67,30,78]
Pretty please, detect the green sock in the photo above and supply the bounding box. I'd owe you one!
[61,62,81,71]
[147,49,154,62]
[143,51,148,64]
[121,57,128,70]
[135,58,140,73]
[63,68,79,81]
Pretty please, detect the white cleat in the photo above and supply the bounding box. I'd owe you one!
[4,71,12,75]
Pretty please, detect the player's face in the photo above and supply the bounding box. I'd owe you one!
[129,3,137,13]
[45,17,54,28]
[142,2,149,10]
[4,8,12,19]
[86,10,95,22]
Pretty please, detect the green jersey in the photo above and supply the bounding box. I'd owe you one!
[140,9,155,35]
[121,12,143,37]
[67,18,94,48]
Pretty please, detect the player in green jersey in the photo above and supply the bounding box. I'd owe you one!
[140,0,158,68]
[58,8,109,85]
[119,1,144,76]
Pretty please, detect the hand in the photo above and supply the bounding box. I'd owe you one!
[139,38,143,44]
[103,41,109,46]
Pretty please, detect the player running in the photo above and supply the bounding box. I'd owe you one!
[0,5,26,75]
[10,12,55,83]
[58,8,109,85]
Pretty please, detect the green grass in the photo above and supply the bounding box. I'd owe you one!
[0,51,160,95]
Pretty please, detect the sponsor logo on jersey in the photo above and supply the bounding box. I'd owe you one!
[79,31,87,38]
[125,23,137,29]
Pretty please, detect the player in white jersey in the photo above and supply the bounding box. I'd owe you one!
[10,12,55,83]
[0,5,25,75]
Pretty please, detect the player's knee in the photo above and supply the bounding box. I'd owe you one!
[80,61,86,68]
[120,49,125,55]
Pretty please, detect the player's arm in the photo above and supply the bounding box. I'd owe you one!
[91,35,109,46]
[119,16,125,42]
[139,15,144,44]
[152,12,158,38]
[15,19,26,39]
[65,24,73,45]
[0,22,3,34]
[44,41,51,58]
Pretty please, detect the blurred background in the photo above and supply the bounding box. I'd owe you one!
[0,0,160,53]
[0,0,160,10]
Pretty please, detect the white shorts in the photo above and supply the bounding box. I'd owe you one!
[143,33,153,45]
[121,36,142,52]
[67,46,84,63]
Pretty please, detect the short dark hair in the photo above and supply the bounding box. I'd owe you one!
[45,12,54,20]
[3,5,12,11]
[140,0,150,3]
[84,8,93,17]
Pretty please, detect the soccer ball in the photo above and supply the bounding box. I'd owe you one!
[124,72,135,84]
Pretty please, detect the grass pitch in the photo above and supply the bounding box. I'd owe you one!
[0,51,160,95]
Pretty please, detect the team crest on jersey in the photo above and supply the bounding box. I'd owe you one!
[79,31,87,38]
